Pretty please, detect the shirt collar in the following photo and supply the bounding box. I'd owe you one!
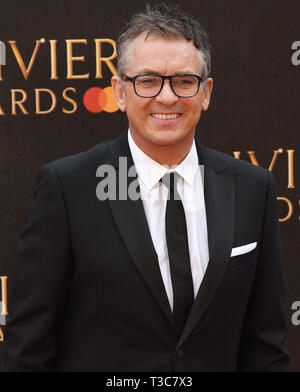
[128,129,199,190]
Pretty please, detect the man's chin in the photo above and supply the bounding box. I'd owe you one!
[150,129,184,145]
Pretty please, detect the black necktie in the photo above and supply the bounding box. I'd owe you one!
[162,172,194,335]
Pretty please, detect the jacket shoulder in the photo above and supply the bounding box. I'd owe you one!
[53,139,113,169]
[204,145,271,182]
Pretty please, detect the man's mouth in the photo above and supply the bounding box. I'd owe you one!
[150,113,182,120]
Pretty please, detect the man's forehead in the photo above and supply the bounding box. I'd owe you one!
[125,34,202,74]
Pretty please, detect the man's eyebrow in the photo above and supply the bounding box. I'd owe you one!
[134,69,197,76]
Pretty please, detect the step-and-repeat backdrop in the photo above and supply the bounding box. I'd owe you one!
[0,0,299,371]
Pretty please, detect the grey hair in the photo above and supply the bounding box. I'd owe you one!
[116,3,211,80]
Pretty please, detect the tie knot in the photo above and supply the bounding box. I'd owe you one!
[161,172,179,196]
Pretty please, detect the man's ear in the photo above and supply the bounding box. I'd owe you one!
[201,77,213,111]
[111,75,126,112]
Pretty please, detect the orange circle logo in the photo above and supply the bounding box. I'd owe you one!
[83,86,119,113]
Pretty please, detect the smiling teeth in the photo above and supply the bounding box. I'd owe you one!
[151,113,180,120]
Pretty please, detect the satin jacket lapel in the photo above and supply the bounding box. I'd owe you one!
[94,132,174,328]
[177,140,235,349]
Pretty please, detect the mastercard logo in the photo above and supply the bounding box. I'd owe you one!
[83,86,119,113]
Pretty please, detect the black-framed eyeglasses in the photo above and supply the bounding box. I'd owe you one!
[121,73,203,98]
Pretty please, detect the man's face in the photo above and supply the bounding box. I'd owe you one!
[112,33,213,153]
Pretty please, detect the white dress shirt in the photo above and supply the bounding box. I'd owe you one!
[128,130,209,311]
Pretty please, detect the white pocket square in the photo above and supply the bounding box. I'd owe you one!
[230,242,257,257]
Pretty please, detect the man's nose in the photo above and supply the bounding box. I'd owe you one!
[155,79,179,105]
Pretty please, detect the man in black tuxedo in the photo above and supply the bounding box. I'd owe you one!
[4,4,289,371]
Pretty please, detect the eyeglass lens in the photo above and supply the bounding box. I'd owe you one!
[134,75,199,97]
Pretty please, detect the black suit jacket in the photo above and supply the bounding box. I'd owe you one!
[4,131,289,371]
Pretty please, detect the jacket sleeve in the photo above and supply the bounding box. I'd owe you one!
[237,170,290,371]
[3,164,72,371]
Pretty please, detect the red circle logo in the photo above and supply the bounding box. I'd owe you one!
[83,86,119,113]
